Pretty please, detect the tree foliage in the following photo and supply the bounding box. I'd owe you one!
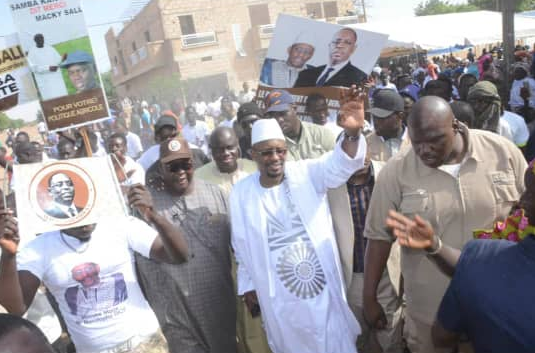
[469,0,535,12]
[100,71,116,101]
[415,0,535,16]
[0,112,25,130]
[146,73,185,104]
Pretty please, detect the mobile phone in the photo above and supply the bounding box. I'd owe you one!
[250,304,261,318]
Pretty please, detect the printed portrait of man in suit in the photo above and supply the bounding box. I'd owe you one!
[44,172,84,219]
[294,27,367,88]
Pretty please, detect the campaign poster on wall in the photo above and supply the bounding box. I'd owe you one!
[0,33,38,112]
[8,0,110,131]
[259,14,388,89]
[14,156,128,239]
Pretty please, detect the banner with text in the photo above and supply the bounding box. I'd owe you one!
[8,0,110,131]
[0,33,38,112]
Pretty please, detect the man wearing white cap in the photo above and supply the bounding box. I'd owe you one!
[260,32,315,88]
[230,87,367,353]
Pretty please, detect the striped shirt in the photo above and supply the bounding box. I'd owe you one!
[347,173,374,273]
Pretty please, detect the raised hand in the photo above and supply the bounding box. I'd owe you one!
[0,209,20,257]
[337,84,367,134]
[127,184,154,221]
[385,210,435,249]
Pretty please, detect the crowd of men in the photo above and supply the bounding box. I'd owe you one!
[0,43,535,353]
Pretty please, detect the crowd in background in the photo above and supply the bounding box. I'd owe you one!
[2,42,535,353]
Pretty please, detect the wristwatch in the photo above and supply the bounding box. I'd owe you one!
[344,130,361,141]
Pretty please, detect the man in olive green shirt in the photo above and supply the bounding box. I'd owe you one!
[363,96,526,353]
[195,126,269,353]
[264,89,335,160]
[195,127,256,195]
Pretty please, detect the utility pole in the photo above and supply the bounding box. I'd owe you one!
[501,0,515,90]
[361,0,367,22]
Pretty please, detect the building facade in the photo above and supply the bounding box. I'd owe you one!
[105,0,360,103]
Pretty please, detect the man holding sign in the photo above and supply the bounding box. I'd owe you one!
[0,185,187,353]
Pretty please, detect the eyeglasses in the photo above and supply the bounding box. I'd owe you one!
[166,160,193,173]
[330,39,354,47]
[255,148,287,157]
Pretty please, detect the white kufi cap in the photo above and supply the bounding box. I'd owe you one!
[292,31,315,47]
[251,119,285,146]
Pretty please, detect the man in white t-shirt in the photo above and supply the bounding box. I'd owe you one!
[218,96,237,128]
[115,121,143,159]
[501,110,530,148]
[0,185,188,353]
[37,121,47,143]
[107,132,145,186]
[509,63,535,110]
[182,106,211,155]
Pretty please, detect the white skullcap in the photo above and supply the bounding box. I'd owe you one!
[372,66,382,74]
[292,31,315,47]
[251,119,285,145]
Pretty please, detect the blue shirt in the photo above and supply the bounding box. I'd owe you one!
[437,235,535,353]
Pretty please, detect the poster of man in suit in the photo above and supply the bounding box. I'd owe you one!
[14,157,128,238]
[44,172,85,219]
[260,14,388,89]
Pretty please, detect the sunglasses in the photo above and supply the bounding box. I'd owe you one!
[166,160,193,173]
[256,148,287,157]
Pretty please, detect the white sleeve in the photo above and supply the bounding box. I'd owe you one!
[133,135,143,154]
[30,64,51,73]
[125,159,146,185]
[306,135,367,194]
[17,239,47,280]
[124,217,158,258]
[229,188,255,295]
[516,119,530,147]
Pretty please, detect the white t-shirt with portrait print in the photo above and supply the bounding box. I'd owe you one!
[17,216,160,353]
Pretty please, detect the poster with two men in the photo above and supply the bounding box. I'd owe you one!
[257,14,388,121]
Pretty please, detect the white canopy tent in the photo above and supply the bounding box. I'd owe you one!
[351,11,535,55]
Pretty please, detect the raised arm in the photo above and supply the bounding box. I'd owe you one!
[0,209,40,315]
[128,185,188,264]
[338,85,367,158]
[306,86,367,192]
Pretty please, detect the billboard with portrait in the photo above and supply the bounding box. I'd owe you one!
[14,156,128,239]
[259,14,388,89]
[8,0,109,131]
